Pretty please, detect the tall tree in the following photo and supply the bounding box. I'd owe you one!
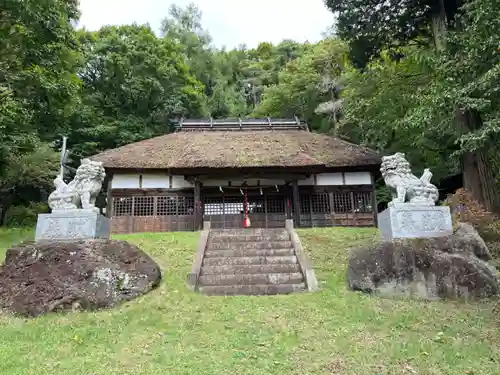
[405,0,500,211]
[326,0,500,211]
[0,0,81,222]
[160,3,250,117]
[325,0,463,67]
[253,39,349,133]
[161,4,215,98]
[70,24,206,157]
[0,0,82,141]
[340,48,456,179]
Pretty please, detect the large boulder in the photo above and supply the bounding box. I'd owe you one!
[0,239,161,317]
[348,223,499,300]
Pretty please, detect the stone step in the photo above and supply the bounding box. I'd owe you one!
[210,229,288,236]
[202,255,298,266]
[204,248,294,258]
[200,263,301,275]
[199,272,304,286]
[207,240,293,250]
[199,283,307,296]
[208,234,290,243]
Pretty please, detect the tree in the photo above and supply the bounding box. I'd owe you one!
[404,0,500,211]
[161,3,254,117]
[238,40,310,109]
[70,24,206,157]
[253,39,349,133]
[0,0,82,141]
[324,0,463,67]
[340,49,456,179]
[0,141,59,225]
[161,4,215,99]
[326,0,500,212]
[0,0,82,222]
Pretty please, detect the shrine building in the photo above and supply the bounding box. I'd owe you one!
[90,118,381,233]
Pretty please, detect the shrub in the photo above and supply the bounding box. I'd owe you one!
[4,202,49,228]
[444,188,500,244]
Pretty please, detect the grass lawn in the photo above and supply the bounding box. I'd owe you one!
[0,227,499,375]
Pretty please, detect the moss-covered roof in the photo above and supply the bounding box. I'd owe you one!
[91,129,381,170]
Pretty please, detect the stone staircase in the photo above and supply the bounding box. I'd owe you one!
[197,228,307,295]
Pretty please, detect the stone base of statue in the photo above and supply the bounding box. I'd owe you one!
[378,204,453,240]
[35,210,110,242]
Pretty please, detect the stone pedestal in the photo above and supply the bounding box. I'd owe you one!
[378,204,453,240]
[35,210,110,242]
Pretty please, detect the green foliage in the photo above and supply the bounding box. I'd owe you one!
[324,0,463,67]
[375,183,392,206]
[253,38,349,133]
[3,202,49,228]
[161,3,213,92]
[337,0,500,183]
[0,0,82,142]
[0,141,59,225]
[3,0,500,224]
[0,0,82,181]
[404,0,500,154]
[70,24,207,157]
[207,81,247,118]
[339,48,456,178]
[0,141,59,193]
[160,4,311,117]
[325,0,500,210]
[0,0,82,221]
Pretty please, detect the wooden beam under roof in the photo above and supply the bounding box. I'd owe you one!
[185,172,312,184]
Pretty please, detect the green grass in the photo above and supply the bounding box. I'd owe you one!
[0,227,499,375]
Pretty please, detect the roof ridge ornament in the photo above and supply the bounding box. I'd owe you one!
[174,118,309,132]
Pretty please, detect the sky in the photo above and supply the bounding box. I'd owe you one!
[78,0,335,49]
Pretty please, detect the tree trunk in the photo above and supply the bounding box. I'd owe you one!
[456,109,500,213]
[431,0,499,214]
[431,0,448,51]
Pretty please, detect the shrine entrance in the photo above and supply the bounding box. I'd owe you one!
[201,186,292,229]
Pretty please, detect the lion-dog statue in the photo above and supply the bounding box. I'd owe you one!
[380,152,439,207]
[48,159,106,212]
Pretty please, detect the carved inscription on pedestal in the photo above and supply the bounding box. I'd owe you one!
[396,209,447,233]
[41,218,66,240]
[40,217,93,240]
[420,211,446,232]
[399,211,416,230]
[67,218,92,239]
[35,212,109,242]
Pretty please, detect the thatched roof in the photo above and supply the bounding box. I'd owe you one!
[91,130,380,170]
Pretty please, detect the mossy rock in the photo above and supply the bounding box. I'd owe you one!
[348,223,499,300]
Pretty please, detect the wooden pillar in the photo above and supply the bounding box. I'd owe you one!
[371,172,378,227]
[194,178,201,231]
[292,181,301,227]
[106,173,113,218]
[130,196,135,233]
[328,192,335,226]
[264,190,269,228]
[350,191,357,226]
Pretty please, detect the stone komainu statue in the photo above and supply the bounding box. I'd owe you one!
[380,152,439,207]
[48,159,106,212]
